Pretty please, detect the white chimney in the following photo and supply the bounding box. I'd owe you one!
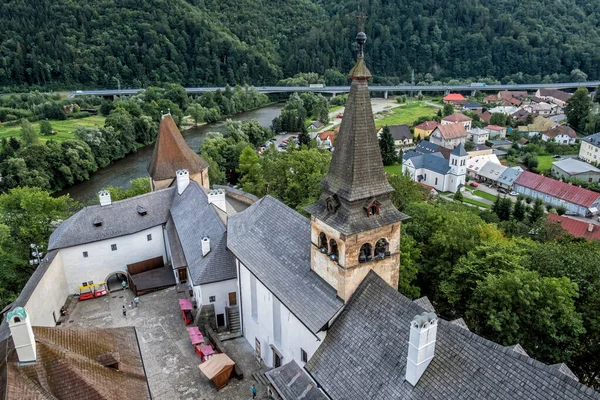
[98,190,111,206]
[201,236,210,257]
[588,223,594,233]
[406,312,438,386]
[176,169,190,194]
[208,189,227,212]
[7,307,36,365]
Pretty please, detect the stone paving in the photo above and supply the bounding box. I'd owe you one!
[62,286,268,399]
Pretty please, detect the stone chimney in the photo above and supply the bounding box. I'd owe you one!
[201,236,210,257]
[176,169,190,195]
[406,312,438,386]
[208,189,227,212]
[6,307,36,365]
[98,190,111,207]
[588,223,594,233]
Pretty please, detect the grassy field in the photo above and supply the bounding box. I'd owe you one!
[375,102,437,128]
[328,105,343,113]
[384,164,403,175]
[537,155,554,173]
[473,190,498,202]
[0,116,106,142]
[462,197,492,209]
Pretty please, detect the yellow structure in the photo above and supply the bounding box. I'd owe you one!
[413,120,439,139]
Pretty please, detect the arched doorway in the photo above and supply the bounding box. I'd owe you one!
[105,271,129,292]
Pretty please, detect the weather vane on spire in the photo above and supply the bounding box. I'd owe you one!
[355,9,368,58]
[357,8,367,32]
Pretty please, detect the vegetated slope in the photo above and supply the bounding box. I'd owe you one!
[1,0,600,87]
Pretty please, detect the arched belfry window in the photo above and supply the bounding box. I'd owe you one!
[375,238,390,259]
[329,239,339,261]
[358,243,373,263]
[319,233,328,253]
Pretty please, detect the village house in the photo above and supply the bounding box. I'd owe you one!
[536,88,572,107]
[547,214,600,242]
[379,125,412,147]
[480,110,492,123]
[579,132,600,165]
[413,120,438,139]
[484,125,507,139]
[442,93,466,106]
[497,167,523,190]
[466,127,489,144]
[429,124,468,149]
[467,144,493,157]
[542,125,577,144]
[317,130,336,148]
[488,105,518,115]
[518,115,556,137]
[474,161,507,185]
[402,144,468,193]
[307,120,325,130]
[462,102,482,112]
[498,90,528,102]
[514,171,600,216]
[523,102,559,116]
[483,94,499,104]
[441,112,472,130]
[552,158,600,183]
[467,154,501,177]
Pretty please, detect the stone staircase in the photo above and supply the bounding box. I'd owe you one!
[226,306,241,333]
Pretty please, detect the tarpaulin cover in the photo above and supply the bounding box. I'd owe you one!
[179,298,193,310]
[199,353,235,379]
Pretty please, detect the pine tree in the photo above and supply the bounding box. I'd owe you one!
[443,103,454,116]
[513,200,526,221]
[529,198,545,223]
[497,197,512,221]
[379,126,397,166]
[453,190,464,202]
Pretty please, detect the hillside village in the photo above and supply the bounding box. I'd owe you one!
[0,31,598,399]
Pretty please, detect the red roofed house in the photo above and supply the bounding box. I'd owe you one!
[484,125,507,139]
[443,93,466,106]
[441,113,472,130]
[413,121,439,139]
[483,95,499,104]
[317,130,336,148]
[541,125,577,145]
[429,124,468,149]
[480,111,492,123]
[547,214,600,241]
[514,171,600,216]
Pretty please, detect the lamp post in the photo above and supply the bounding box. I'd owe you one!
[29,243,44,266]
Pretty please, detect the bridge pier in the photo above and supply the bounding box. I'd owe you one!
[444,89,450,96]
[331,93,336,98]
[384,91,388,99]
[471,90,476,97]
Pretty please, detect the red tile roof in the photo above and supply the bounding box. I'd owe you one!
[319,131,336,141]
[434,124,467,140]
[515,171,600,208]
[442,113,472,123]
[483,95,498,103]
[480,112,492,123]
[547,214,600,241]
[415,121,439,131]
[485,125,505,131]
[443,93,466,101]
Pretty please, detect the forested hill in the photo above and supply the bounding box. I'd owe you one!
[2,0,600,88]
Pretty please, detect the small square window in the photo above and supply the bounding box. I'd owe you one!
[83,251,88,258]
[301,348,308,363]
[147,234,152,241]
[88,281,93,285]
[111,244,117,251]
[209,296,216,302]
[82,282,87,287]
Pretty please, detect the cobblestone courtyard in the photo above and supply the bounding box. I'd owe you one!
[62,286,267,399]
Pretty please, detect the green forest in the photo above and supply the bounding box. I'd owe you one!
[2,0,600,89]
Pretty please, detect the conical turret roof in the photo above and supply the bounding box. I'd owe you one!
[147,115,208,181]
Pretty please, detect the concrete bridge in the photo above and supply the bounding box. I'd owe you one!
[69,81,600,99]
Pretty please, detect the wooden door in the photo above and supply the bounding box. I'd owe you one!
[228,292,237,306]
[178,268,188,283]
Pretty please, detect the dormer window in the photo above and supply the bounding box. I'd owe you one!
[325,195,340,213]
[137,206,147,216]
[93,217,103,227]
[364,199,380,217]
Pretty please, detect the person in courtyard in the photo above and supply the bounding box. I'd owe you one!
[251,384,257,399]
[134,297,139,307]
[121,279,127,290]
[122,305,127,317]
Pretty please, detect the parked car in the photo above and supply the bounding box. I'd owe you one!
[337,114,343,119]
[509,191,518,196]
[552,155,561,159]
[497,187,508,194]
[565,211,579,216]
[469,182,479,187]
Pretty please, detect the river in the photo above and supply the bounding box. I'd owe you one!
[59,104,283,203]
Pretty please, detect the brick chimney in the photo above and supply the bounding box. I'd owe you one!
[176,169,190,194]
[406,312,438,386]
[6,307,37,365]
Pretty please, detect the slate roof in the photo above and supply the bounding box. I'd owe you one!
[147,114,208,181]
[434,124,467,140]
[553,158,600,175]
[543,125,577,139]
[405,153,451,175]
[515,171,600,208]
[306,271,600,400]
[228,196,343,333]
[48,188,175,250]
[442,113,472,123]
[165,217,187,269]
[581,132,600,146]
[547,214,600,241]
[0,327,150,400]
[463,102,481,109]
[497,167,523,187]
[387,125,412,141]
[265,360,328,400]
[415,141,440,154]
[538,89,572,103]
[477,161,507,181]
[451,143,468,156]
[170,181,236,285]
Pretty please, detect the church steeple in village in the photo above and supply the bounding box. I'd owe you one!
[305,29,409,302]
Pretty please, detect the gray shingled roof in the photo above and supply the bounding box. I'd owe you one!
[165,217,187,269]
[405,153,451,175]
[451,143,468,156]
[415,141,440,154]
[48,188,176,250]
[388,125,412,141]
[170,182,236,285]
[228,196,343,333]
[306,271,599,400]
[581,132,600,146]
[265,360,328,400]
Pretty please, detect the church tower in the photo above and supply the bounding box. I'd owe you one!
[305,30,409,302]
[147,114,210,191]
[448,143,468,192]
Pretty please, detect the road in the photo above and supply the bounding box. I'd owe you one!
[68,81,600,97]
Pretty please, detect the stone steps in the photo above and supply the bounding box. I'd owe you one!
[226,306,241,333]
